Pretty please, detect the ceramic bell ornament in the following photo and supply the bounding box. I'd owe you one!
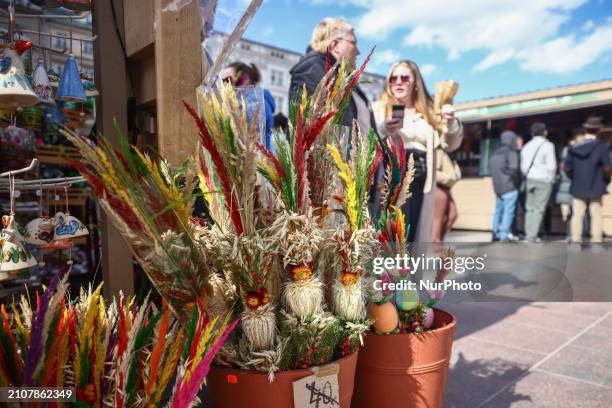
[1,176,37,277]
[25,184,54,248]
[32,59,54,105]
[52,185,88,240]
[56,54,86,102]
[0,47,39,108]
[1,214,37,273]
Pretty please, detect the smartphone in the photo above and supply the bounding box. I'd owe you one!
[392,104,405,122]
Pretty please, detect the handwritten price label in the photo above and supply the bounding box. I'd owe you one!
[292,365,340,408]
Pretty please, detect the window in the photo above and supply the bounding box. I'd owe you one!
[275,96,284,113]
[270,69,284,87]
[54,33,68,50]
[83,41,94,55]
[270,51,285,59]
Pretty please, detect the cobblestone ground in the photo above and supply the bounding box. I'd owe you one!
[443,231,612,408]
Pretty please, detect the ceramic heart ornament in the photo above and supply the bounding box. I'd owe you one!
[53,211,88,240]
[1,214,37,274]
[25,215,55,247]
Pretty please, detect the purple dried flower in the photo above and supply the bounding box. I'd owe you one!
[24,272,61,385]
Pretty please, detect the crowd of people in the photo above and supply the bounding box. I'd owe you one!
[490,118,612,243]
[220,16,611,244]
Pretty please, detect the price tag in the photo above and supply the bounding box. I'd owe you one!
[292,363,340,408]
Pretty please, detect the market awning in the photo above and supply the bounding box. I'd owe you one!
[456,80,612,123]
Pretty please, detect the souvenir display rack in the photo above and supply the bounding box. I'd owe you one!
[0,1,100,301]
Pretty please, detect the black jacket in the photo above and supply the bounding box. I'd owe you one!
[565,138,611,198]
[289,49,376,131]
[489,131,521,195]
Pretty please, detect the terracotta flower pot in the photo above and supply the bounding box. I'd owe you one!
[208,352,359,408]
[352,309,456,408]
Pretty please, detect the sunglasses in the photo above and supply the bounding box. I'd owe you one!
[222,76,234,84]
[389,75,411,84]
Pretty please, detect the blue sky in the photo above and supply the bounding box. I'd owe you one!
[215,0,612,102]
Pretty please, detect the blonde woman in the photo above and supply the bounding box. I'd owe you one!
[373,60,463,242]
[289,17,376,134]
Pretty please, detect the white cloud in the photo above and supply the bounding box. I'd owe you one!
[304,0,612,74]
[583,19,595,31]
[517,23,612,73]
[370,49,400,71]
[419,63,436,76]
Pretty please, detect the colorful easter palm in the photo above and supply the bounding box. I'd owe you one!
[327,125,381,322]
[186,82,277,353]
[0,274,237,408]
[61,127,211,321]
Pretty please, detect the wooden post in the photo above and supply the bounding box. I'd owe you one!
[92,0,134,298]
[154,0,203,166]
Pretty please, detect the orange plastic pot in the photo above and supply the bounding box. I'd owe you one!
[208,352,358,408]
[352,309,456,408]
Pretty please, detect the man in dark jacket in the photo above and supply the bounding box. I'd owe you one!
[288,18,377,136]
[565,116,612,243]
[489,130,521,241]
[289,18,381,219]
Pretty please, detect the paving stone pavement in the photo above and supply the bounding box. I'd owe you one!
[442,231,612,407]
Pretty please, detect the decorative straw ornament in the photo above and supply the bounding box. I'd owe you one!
[240,302,276,351]
[56,54,86,102]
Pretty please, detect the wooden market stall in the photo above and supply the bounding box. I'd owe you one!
[92,0,205,297]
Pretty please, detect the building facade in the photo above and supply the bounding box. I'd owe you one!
[206,33,386,116]
[1,5,94,80]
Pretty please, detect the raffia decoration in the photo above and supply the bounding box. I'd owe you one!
[241,303,277,351]
[332,279,365,321]
[283,277,324,319]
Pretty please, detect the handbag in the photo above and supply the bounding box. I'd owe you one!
[406,148,427,181]
[436,148,461,188]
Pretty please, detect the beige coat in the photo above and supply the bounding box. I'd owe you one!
[372,100,463,243]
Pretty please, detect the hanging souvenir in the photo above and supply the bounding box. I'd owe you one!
[53,211,88,240]
[53,185,88,240]
[1,175,37,277]
[0,48,39,108]
[25,184,54,247]
[59,0,91,12]
[17,106,44,129]
[14,39,32,56]
[32,59,54,105]
[56,54,86,102]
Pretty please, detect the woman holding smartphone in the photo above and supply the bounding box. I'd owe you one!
[372,60,463,242]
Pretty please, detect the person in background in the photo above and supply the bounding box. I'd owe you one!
[520,122,557,242]
[489,131,521,242]
[221,62,276,150]
[565,116,612,243]
[273,112,289,139]
[372,60,463,242]
[510,134,524,241]
[556,129,584,241]
[432,148,461,243]
[288,18,376,136]
[289,17,380,218]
